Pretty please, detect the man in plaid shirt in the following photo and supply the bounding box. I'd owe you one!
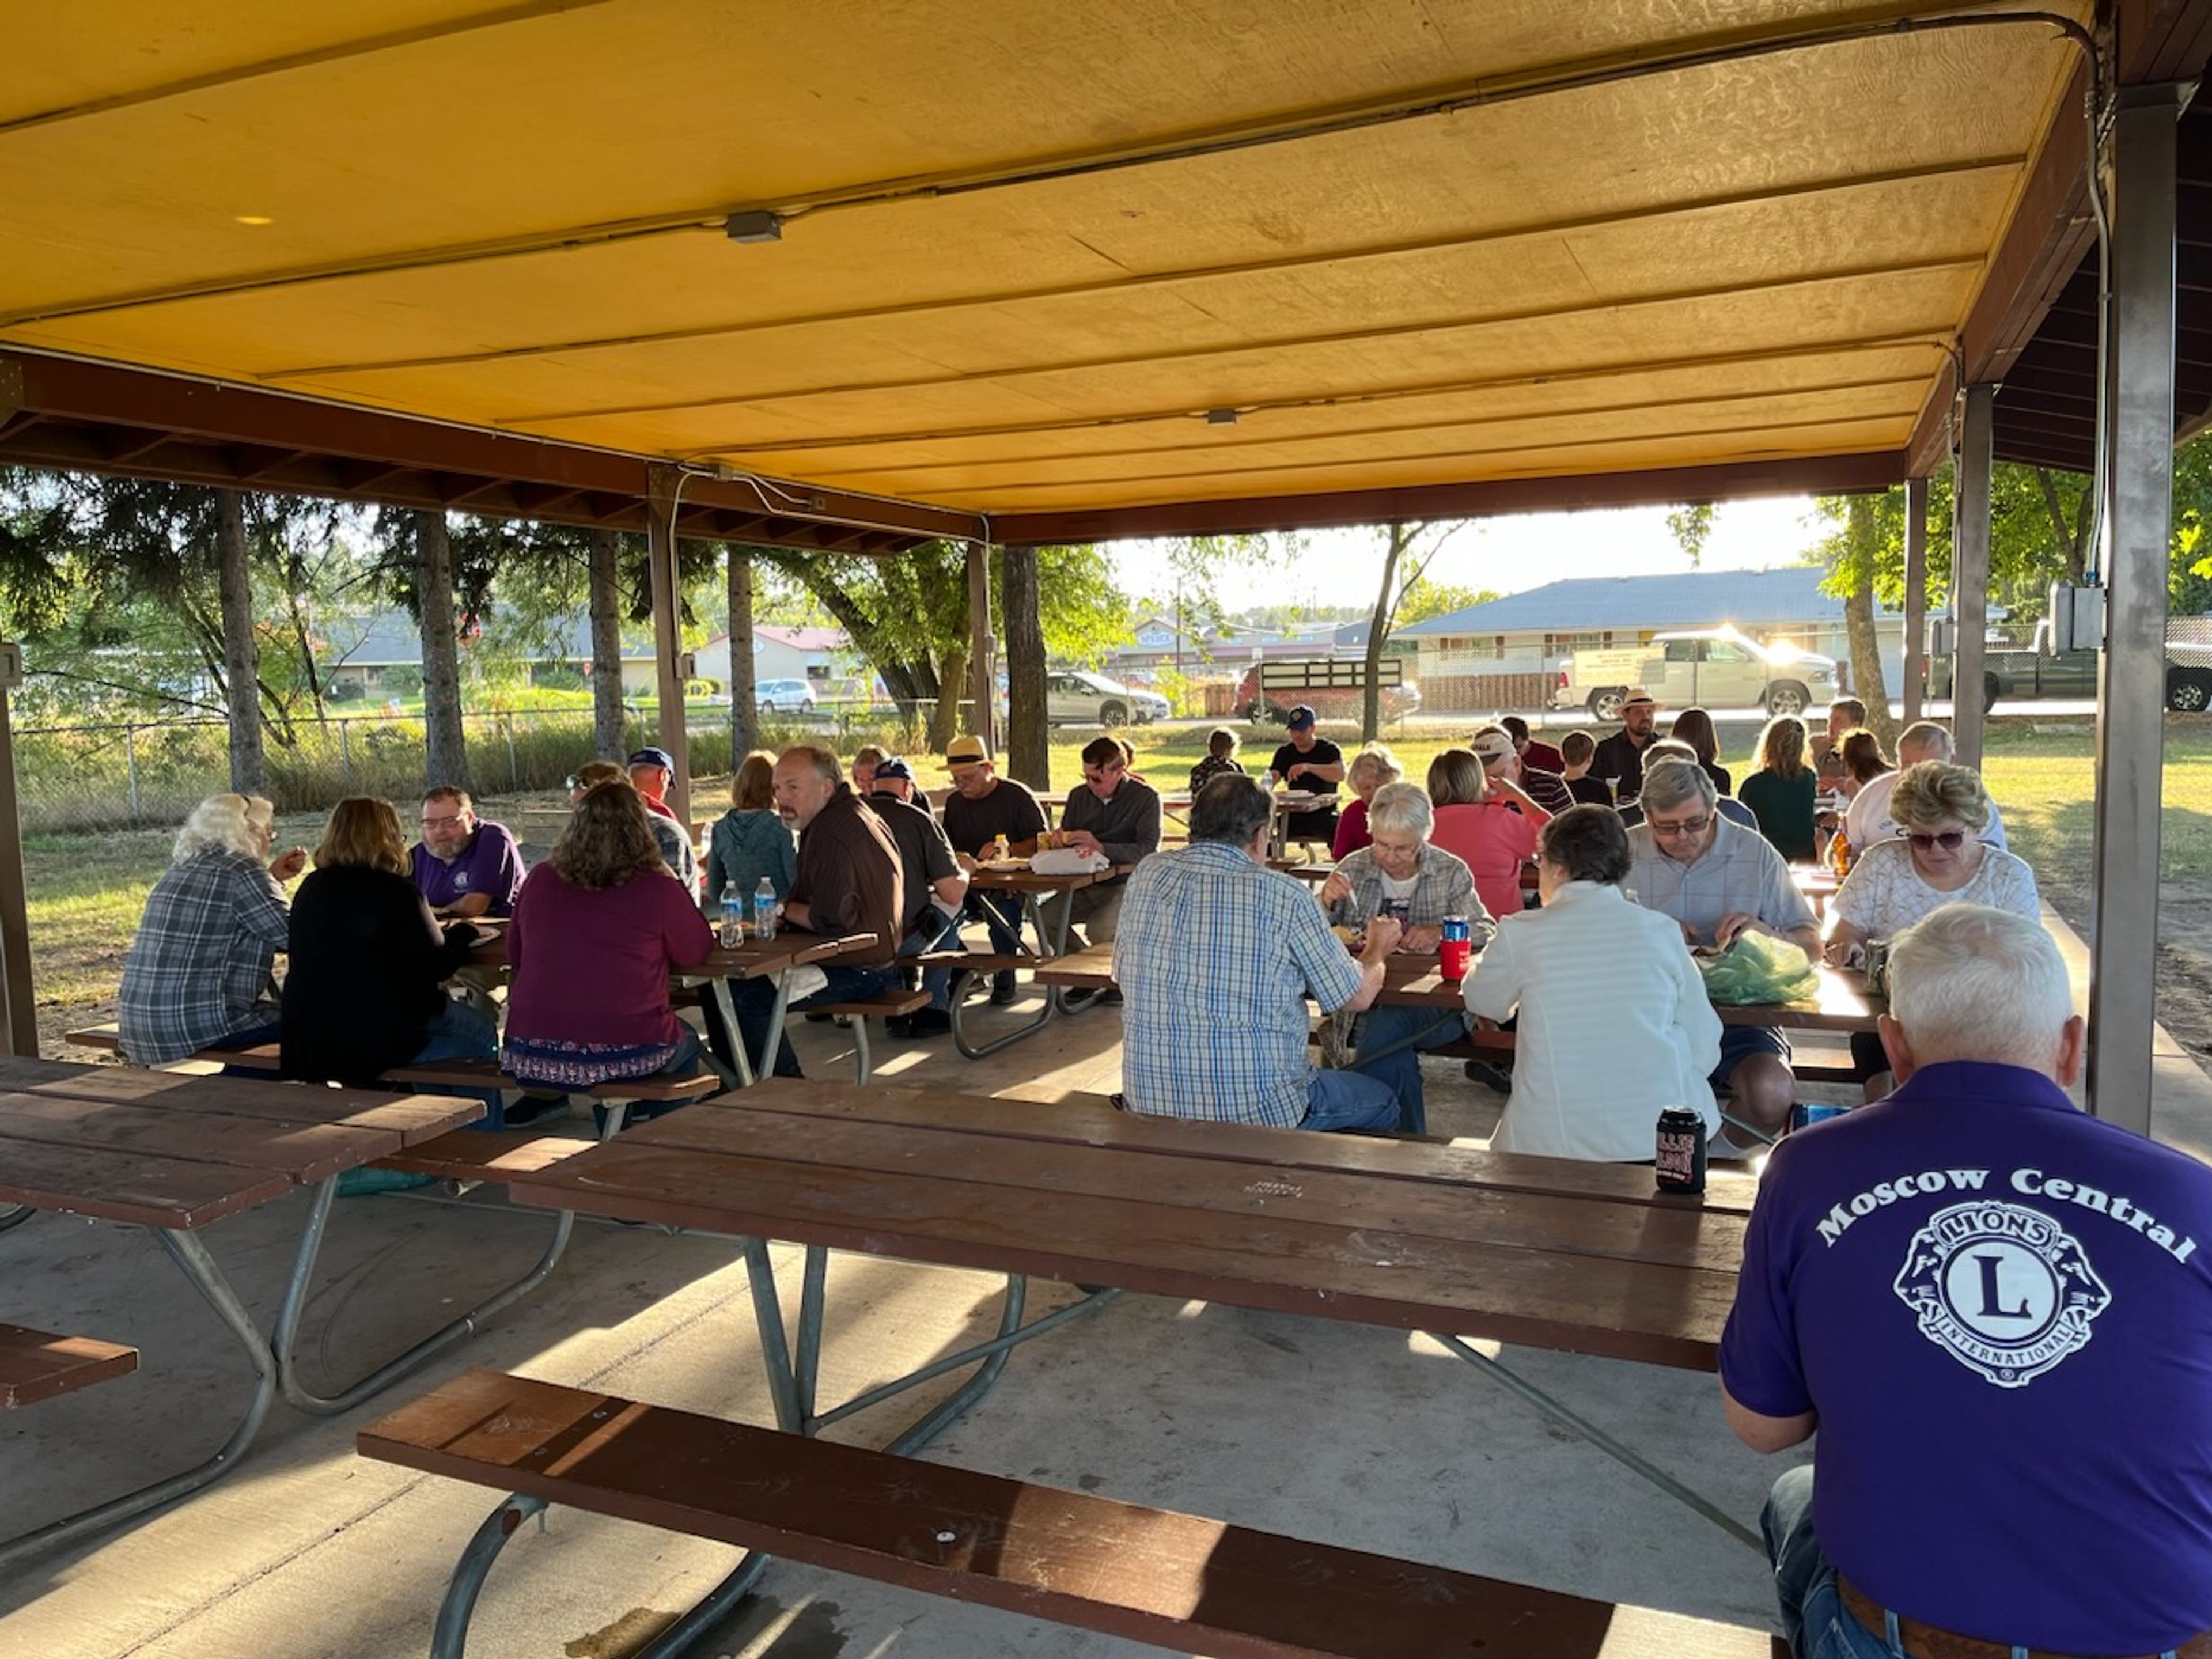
[1114,774,1401,1131]
[118,797,303,1065]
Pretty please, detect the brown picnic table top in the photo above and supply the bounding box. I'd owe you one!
[964,861,1130,895]
[1036,945,1883,1030]
[469,929,877,978]
[0,1059,479,1228]
[513,1080,1747,1372]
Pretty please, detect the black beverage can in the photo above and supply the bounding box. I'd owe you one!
[1654,1108,1707,1195]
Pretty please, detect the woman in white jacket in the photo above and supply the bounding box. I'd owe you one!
[1464,804,1722,1162]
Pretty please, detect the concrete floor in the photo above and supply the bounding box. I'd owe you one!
[5,921,2205,1659]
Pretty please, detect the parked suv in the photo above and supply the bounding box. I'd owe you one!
[755,677,816,715]
[1046,669,1168,727]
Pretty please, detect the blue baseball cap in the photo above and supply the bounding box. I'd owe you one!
[871,757,914,783]
[1286,704,1317,730]
[626,747,675,773]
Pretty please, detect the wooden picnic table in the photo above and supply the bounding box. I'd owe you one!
[0,1058,480,1567]
[470,928,880,1085]
[505,1080,1763,1564]
[950,862,1132,1044]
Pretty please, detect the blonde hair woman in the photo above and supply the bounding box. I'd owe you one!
[1738,715,1817,861]
[280,797,494,1091]
[116,794,307,1065]
[1825,761,2041,1099]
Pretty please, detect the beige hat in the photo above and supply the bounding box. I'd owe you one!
[1620,688,1660,711]
[945,734,990,768]
[1471,728,1514,764]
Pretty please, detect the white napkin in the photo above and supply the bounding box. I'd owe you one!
[1031,847,1112,875]
[785,965,828,1003]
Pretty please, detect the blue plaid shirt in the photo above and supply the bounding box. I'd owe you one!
[117,849,290,1064]
[1113,841,1362,1126]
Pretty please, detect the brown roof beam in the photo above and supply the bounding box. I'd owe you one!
[991,452,1908,543]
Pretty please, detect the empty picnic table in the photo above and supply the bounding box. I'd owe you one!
[471,927,880,1085]
[0,1056,480,1566]
[432,1079,1761,1649]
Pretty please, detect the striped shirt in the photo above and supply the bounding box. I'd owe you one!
[1114,841,1362,1127]
[116,850,289,1064]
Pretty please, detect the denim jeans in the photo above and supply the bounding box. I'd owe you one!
[902,908,965,1010]
[410,997,505,1126]
[1347,1005,1468,1136]
[592,1026,709,1137]
[730,962,896,1078]
[1299,1066,1401,1134]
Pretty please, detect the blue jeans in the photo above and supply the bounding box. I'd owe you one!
[730,962,896,1078]
[902,908,965,1010]
[1299,1066,1400,1134]
[410,998,505,1126]
[1349,1005,1468,1136]
[592,1026,709,1137]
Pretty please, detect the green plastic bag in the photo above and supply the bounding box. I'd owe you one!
[1696,932,1820,1005]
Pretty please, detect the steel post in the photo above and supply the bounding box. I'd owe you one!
[1952,385,1994,771]
[2088,84,2184,1135]
[1901,475,1929,724]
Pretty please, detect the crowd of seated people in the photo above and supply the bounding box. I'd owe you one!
[112,692,2047,1169]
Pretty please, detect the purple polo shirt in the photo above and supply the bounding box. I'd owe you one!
[410,819,523,918]
[1721,1061,2212,1652]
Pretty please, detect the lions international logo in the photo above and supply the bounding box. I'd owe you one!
[1893,1202,2112,1388]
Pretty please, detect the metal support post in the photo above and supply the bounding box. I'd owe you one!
[643,464,693,828]
[1952,385,1994,771]
[124,723,141,824]
[2089,83,2184,1135]
[1901,475,1929,724]
[0,677,37,1055]
[339,717,353,789]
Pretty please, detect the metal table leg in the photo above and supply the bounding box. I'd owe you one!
[1426,1332,1761,1552]
[949,891,1071,1059]
[0,1228,279,1569]
[274,1176,576,1416]
[704,977,757,1090]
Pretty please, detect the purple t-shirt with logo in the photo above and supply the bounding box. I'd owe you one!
[1721,1060,2212,1652]
[410,820,523,918]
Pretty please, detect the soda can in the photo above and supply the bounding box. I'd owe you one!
[1439,914,1472,980]
[1789,1101,1850,1134]
[1654,1107,1707,1195]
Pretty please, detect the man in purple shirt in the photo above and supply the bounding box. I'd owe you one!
[1720,904,2212,1658]
[410,786,523,919]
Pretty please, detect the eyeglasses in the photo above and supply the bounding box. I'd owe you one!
[422,813,465,830]
[564,774,584,791]
[1647,815,1713,838]
[1907,830,1967,852]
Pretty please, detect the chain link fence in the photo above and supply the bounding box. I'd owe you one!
[7,702,951,836]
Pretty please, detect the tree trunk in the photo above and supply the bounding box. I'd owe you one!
[1844,495,1900,751]
[1001,543,1050,791]
[586,529,627,759]
[726,546,759,767]
[415,510,470,791]
[927,647,967,754]
[214,488,266,794]
[1362,523,1409,744]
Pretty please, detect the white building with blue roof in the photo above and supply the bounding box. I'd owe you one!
[1396,566,1902,713]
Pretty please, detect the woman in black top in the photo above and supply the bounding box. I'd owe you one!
[282,796,494,1090]
[1667,706,1733,796]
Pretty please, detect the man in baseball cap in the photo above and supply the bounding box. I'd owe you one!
[1267,706,1344,846]
[625,747,681,823]
[1472,722,1571,815]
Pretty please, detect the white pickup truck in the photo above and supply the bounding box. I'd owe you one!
[1552,627,1839,719]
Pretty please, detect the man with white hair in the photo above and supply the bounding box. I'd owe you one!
[1626,757,1817,1141]
[1720,904,2212,1659]
[1844,721,2010,853]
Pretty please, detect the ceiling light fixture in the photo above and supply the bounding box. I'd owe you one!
[724,210,783,244]
[1204,408,1239,425]
[233,214,275,226]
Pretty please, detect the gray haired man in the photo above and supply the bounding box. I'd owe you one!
[1626,757,1817,1141]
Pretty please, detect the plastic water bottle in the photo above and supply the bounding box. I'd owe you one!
[718,881,744,948]
[753,877,778,942]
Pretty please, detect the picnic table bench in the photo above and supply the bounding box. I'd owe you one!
[0,1057,483,1567]
[367,1079,1778,1655]
[0,1322,138,1409]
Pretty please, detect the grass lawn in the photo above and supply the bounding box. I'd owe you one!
[21,719,2212,1059]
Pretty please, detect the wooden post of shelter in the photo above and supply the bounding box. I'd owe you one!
[644,464,693,829]
[2088,82,2186,1135]
[0,645,36,1055]
[1002,543,1050,791]
[1951,385,1995,772]
[967,539,997,757]
[1900,475,1929,725]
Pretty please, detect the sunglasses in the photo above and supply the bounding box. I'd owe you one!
[1907,830,1967,852]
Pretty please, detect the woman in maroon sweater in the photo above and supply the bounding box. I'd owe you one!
[503,781,715,1096]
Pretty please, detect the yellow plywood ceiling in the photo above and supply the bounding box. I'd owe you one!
[0,0,2094,518]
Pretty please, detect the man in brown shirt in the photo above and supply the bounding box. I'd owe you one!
[721,744,904,1078]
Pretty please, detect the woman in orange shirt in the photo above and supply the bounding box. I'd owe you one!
[1426,747,1550,917]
